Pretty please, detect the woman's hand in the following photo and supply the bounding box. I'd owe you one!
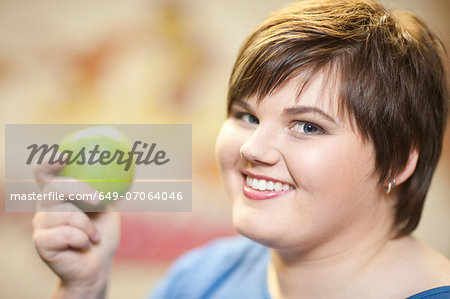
[32,162,120,299]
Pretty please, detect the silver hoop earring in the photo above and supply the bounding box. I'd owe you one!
[385,179,396,194]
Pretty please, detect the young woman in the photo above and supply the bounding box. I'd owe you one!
[33,0,450,298]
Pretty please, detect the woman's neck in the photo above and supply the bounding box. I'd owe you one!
[267,223,398,299]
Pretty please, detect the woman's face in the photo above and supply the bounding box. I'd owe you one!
[215,71,394,255]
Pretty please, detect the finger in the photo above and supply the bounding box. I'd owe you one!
[33,204,100,243]
[34,159,65,189]
[34,156,102,207]
[37,178,102,208]
[33,209,100,244]
[33,225,92,257]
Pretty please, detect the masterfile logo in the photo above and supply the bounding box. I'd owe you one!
[26,141,170,170]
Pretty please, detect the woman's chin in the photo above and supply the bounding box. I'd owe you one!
[232,208,285,248]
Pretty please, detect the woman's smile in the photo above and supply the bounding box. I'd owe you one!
[243,171,296,200]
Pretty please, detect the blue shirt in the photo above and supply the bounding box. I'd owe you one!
[149,236,450,299]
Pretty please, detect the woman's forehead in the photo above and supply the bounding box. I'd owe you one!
[240,69,344,119]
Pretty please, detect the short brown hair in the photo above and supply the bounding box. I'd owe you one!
[227,0,448,236]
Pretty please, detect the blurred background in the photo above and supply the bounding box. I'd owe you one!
[0,0,448,298]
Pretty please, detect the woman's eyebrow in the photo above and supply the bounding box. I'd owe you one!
[282,106,337,124]
[231,99,253,111]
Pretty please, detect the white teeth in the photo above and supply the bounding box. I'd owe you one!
[257,179,267,191]
[246,175,293,192]
[274,182,282,191]
[251,179,259,189]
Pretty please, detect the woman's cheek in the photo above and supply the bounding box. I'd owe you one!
[215,121,246,200]
[287,138,364,194]
[215,120,244,175]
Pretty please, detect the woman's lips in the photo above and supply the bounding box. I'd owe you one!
[243,174,295,200]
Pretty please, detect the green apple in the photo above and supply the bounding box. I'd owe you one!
[59,126,135,198]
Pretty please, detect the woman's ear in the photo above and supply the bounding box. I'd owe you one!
[393,148,419,186]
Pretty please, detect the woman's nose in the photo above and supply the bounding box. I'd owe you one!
[239,126,280,166]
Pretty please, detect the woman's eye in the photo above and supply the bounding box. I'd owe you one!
[236,113,259,125]
[292,122,322,134]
